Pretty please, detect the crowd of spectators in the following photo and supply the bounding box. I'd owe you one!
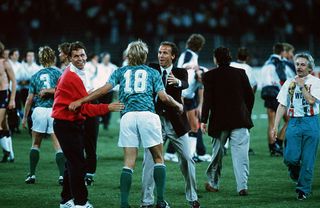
[1,0,319,65]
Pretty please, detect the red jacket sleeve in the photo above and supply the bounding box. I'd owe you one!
[80,103,110,117]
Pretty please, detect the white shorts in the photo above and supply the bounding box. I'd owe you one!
[31,107,54,134]
[118,111,163,148]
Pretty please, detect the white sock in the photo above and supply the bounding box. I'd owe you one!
[189,136,197,156]
[7,136,14,160]
[0,136,10,152]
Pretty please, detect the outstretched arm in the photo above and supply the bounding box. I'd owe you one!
[158,90,183,114]
[69,83,113,111]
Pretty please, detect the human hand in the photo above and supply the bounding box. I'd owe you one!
[22,117,27,129]
[39,89,47,98]
[8,100,15,109]
[108,101,125,112]
[201,123,207,134]
[167,72,178,85]
[68,100,82,112]
[176,103,184,114]
[295,77,305,88]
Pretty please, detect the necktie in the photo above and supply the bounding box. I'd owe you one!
[162,70,167,87]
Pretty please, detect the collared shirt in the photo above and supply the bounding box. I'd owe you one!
[160,64,181,87]
[277,74,320,117]
[70,63,93,92]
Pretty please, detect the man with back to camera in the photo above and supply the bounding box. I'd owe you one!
[201,47,254,196]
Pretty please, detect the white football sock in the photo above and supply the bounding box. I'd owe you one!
[0,136,10,152]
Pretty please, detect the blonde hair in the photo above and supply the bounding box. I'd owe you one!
[125,40,148,66]
[39,46,56,67]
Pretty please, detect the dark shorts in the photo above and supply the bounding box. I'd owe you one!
[264,97,279,112]
[183,97,197,111]
[0,90,9,109]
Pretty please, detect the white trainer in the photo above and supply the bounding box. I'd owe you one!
[60,199,75,208]
[75,201,93,208]
[198,154,212,162]
[164,153,178,162]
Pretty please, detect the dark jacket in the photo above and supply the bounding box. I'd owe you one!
[201,65,254,138]
[149,63,190,137]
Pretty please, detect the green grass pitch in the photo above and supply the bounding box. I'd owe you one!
[0,94,319,208]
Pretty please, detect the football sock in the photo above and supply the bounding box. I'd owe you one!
[120,167,133,207]
[268,143,274,152]
[6,136,14,160]
[29,148,40,175]
[154,163,166,203]
[189,132,197,156]
[196,128,206,156]
[55,151,65,176]
[0,130,10,152]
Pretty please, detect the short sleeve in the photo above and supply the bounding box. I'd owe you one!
[277,79,290,106]
[108,68,119,88]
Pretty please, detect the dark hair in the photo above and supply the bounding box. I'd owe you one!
[58,42,71,54]
[24,49,35,57]
[273,43,284,55]
[186,34,205,52]
[68,41,86,57]
[237,47,249,62]
[160,41,179,63]
[9,48,19,57]
[214,47,232,66]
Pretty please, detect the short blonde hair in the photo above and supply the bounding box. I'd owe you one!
[125,40,148,66]
[39,46,56,67]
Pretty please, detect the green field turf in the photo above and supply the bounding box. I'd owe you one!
[0,94,319,208]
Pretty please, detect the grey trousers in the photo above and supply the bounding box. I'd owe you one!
[206,128,250,192]
[141,116,198,206]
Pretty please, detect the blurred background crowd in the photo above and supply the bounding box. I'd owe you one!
[1,0,320,66]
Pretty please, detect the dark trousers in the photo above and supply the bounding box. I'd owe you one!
[98,91,113,129]
[84,116,99,174]
[53,119,87,205]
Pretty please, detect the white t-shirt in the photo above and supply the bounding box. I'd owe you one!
[177,49,198,68]
[277,74,320,117]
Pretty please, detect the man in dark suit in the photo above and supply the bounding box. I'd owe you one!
[141,41,200,208]
[201,47,254,196]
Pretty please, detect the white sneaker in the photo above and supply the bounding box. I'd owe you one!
[60,199,75,208]
[75,201,93,208]
[198,154,212,162]
[164,153,178,163]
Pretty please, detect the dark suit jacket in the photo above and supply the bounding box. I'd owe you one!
[149,63,190,137]
[201,65,254,138]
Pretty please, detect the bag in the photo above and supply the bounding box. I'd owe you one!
[261,85,280,100]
